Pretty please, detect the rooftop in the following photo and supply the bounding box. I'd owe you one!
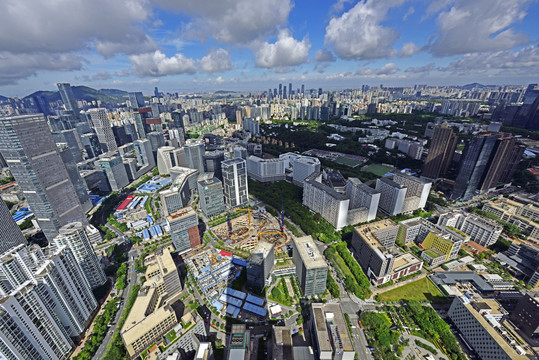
[311,303,354,354]
[294,236,327,270]
[378,176,405,188]
[305,172,348,200]
[355,219,398,251]
[167,206,196,222]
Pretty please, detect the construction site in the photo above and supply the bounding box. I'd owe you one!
[211,208,292,254]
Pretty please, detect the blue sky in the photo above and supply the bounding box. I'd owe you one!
[1,0,539,96]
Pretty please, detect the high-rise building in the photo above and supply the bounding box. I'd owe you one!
[87,108,118,153]
[134,138,155,168]
[0,200,27,253]
[293,236,327,297]
[52,128,84,163]
[96,152,129,191]
[222,158,249,208]
[422,123,457,179]
[301,84,305,95]
[288,83,292,98]
[451,132,500,200]
[0,114,87,241]
[437,212,502,247]
[246,241,274,291]
[128,92,145,109]
[57,83,79,115]
[157,146,179,175]
[57,144,92,213]
[160,168,197,216]
[167,207,201,254]
[52,222,107,289]
[203,150,225,180]
[0,244,98,338]
[184,140,206,172]
[375,177,407,216]
[345,178,381,222]
[246,156,286,182]
[289,155,321,186]
[448,296,529,360]
[310,303,355,360]
[197,176,225,218]
[226,324,251,360]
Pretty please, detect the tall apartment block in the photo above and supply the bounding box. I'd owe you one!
[222,158,249,208]
[0,114,87,241]
[351,219,422,285]
[246,156,286,182]
[246,241,274,292]
[293,236,328,297]
[422,123,458,179]
[376,173,431,216]
[448,296,529,359]
[290,155,321,186]
[345,177,381,222]
[375,177,407,216]
[198,176,226,218]
[0,200,27,254]
[0,244,97,340]
[311,303,355,360]
[52,222,107,289]
[96,152,130,191]
[167,207,201,254]
[87,108,118,153]
[452,132,524,201]
[438,212,502,246]
[303,173,350,230]
[393,173,431,209]
[134,138,155,169]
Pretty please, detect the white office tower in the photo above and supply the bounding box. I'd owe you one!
[345,178,381,222]
[134,139,156,168]
[0,282,74,360]
[291,156,321,186]
[0,200,27,254]
[157,146,177,175]
[160,167,198,216]
[375,177,407,216]
[0,244,97,341]
[52,222,107,289]
[184,139,206,172]
[222,158,249,208]
[87,108,117,153]
[246,156,286,182]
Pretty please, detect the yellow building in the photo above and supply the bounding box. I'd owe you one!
[121,247,181,358]
[421,232,458,261]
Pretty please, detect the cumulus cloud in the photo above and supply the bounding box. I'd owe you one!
[324,0,404,60]
[129,50,196,77]
[314,49,336,62]
[0,0,154,56]
[355,63,399,76]
[92,70,111,81]
[430,0,531,56]
[0,52,83,85]
[198,49,233,73]
[399,42,421,57]
[115,70,131,77]
[155,0,292,43]
[255,30,311,69]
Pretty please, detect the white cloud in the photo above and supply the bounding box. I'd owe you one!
[0,52,83,85]
[115,70,131,77]
[0,0,154,56]
[430,0,531,56]
[314,49,336,62]
[155,0,292,43]
[129,50,196,77]
[198,49,233,73]
[442,45,539,74]
[324,0,404,60]
[405,63,436,73]
[92,70,111,81]
[399,42,421,57]
[215,76,225,84]
[403,6,415,21]
[255,30,311,69]
[376,63,398,75]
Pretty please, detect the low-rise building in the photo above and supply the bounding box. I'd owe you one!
[438,212,502,247]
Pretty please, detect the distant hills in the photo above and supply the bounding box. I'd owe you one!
[18,86,128,104]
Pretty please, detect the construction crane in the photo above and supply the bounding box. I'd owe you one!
[236,208,253,225]
[227,212,232,237]
[280,196,285,232]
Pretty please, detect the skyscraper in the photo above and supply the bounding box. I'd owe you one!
[288,82,292,98]
[293,236,327,297]
[279,83,282,96]
[128,91,145,109]
[53,222,107,289]
[167,207,201,254]
[184,139,206,172]
[87,108,118,153]
[451,132,523,200]
[57,144,92,213]
[96,152,129,191]
[222,158,249,208]
[57,83,79,114]
[0,200,27,254]
[197,176,225,218]
[246,241,274,291]
[301,84,305,95]
[0,114,87,241]
[422,123,458,179]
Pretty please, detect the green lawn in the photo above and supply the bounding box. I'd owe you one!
[363,164,393,176]
[335,157,362,168]
[377,277,445,302]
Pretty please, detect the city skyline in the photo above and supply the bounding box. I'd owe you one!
[1,0,539,96]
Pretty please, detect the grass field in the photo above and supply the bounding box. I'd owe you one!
[363,164,393,176]
[335,157,363,168]
[377,277,445,302]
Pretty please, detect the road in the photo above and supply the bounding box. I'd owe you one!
[92,247,139,360]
